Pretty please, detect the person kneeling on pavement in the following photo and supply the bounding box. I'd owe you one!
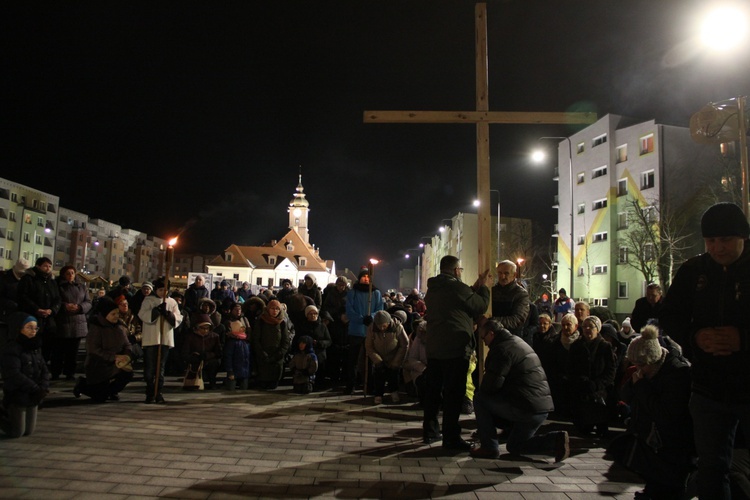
[182,314,222,389]
[471,318,569,462]
[365,310,409,405]
[74,297,133,403]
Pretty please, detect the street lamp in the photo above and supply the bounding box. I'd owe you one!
[698,4,748,52]
[533,136,574,299]
[516,257,524,280]
[405,249,422,292]
[474,188,500,265]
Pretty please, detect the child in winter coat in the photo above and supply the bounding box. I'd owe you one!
[288,335,318,394]
[224,319,251,390]
[0,313,50,438]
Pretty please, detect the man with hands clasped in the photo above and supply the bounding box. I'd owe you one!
[661,202,750,499]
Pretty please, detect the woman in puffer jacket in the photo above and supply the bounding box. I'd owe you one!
[365,310,409,405]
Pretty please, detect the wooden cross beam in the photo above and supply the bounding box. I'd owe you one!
[364,3,596,380]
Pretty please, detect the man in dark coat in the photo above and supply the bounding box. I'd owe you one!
[17,257,61,363]
[470,318,569,462]
[661,203,750,499]
[107,275,133,301]
[491,260,530,341]
[630,283,664,333]
[184,275,209,314]
[422,255,489,450]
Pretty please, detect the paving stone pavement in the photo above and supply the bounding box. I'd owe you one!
[0,375,645,499]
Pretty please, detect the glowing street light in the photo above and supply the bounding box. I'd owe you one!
[533,137,575,299]
[699,4,748,52]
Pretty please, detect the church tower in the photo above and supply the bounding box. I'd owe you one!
[288,170,310,244]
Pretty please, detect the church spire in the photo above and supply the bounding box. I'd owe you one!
[288,166,310,244]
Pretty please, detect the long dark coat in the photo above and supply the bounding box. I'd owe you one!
[85,314,132,385]
[57,280,92,339]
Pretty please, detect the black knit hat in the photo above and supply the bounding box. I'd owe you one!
[701,203,750,239]
[96,296,119,316]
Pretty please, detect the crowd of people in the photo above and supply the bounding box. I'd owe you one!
[2,202,750,499]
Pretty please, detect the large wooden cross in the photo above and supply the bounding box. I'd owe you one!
[364,3,596,379]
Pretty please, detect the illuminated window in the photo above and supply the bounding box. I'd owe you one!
[616,145,627,163]
[640,134,654,155]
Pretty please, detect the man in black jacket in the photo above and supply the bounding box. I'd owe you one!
[661,202,750,499]
[17,257,61,363]
[470,318,569,462]
[630,283,663,333]
[423,255,489,450]
[491,260,529,341]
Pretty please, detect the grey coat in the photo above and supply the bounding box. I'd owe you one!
[57,280,92,339]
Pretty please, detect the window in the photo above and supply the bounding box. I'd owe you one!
[618,282,628,298]
[644,243,656,261]
[8,212,15,222]
[618,212,629,230]
[225,253,233,262]
[23,232,30,243]
[643,205,657,223]
[300,258,306,266]
[592,166,608,179]
[576,142,584,154]
[618,178,628,197]
[286,243,294,251]
[35,234,42,244]
[7,230,14,241]
[593,231,608,243]
[641,170,655,190]
[11,193,17,203]
[32,199,39,209]
[592,134,607,147]
[37,216,44,227]
[578,203,585,215]
[720,142,735,158]
[577,173,585,184]
[233,273,240,280]
[269,256,276,265]
[578,235,585,245]
[640,134,655,155]
[619,246,628,264]
[254,277,262,285]
[267,278,274,287]
[5,249,11,259]
[616,145,628,163]
[593,298,609,307]
[578,267,585,276]
[592,198,607,210]
[593,265,608,274]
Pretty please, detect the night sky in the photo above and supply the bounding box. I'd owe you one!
[3,1,749,289]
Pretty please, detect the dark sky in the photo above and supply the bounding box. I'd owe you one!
[3,1,749,289]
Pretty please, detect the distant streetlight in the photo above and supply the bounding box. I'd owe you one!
[516,257,525,279]
[533,136,575,299]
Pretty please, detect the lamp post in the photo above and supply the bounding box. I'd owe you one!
[405,250,422,292]
[534,137,574,299]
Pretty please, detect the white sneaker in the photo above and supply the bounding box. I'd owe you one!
[391,392,400,403]
[374,396,383,405]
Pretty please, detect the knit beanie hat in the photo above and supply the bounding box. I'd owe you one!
[701,202,750,239]
[142,281,154,290]
[13,258,30,276]
[195,314,212,327]
[391,310,408,325]
[305,305,319,316]
[357,268,369,280]
[96,296,119,316]
[374,310,391,327]
[627,325,665,365]
[21,315,37,327]
[582,315,602,331]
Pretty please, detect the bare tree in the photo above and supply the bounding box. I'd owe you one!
[621,198,691,289]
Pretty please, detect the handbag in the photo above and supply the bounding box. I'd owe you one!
[182,361,204,391]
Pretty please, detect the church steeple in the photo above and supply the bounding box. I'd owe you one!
[288,167,310,244]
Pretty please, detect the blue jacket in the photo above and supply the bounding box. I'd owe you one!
[345,284,383,338]
[224,335,251,379]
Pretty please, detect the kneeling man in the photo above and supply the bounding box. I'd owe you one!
[471,318,569,462]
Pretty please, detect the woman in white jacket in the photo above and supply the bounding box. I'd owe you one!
[138,278,182,404]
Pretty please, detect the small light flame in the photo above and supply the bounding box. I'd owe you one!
[369,259,379,265]
[168,237,178,247]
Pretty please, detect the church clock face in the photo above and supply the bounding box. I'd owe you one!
[293,208,302,218]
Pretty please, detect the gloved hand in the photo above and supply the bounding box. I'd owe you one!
[363,315,373,326]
